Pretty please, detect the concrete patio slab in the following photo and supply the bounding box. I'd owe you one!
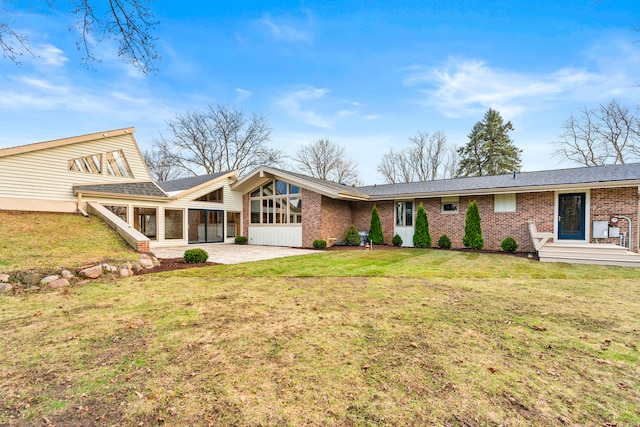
[150,244,319,264]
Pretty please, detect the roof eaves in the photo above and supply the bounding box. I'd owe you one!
[0,127,136,158]
[175,170,238,199]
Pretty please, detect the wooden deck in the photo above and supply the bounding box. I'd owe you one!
[538,242,640,268]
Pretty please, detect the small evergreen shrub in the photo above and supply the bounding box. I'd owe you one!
[313,239,327,249]
[437,234,451,249]
[345,225,362,246]
[369,205,384,244]
[234,236,248,244]
[463,200,484,250]
[183,248,209,264]
[413,203,432,248]
[501,237,518,253]
[392,234,403,246]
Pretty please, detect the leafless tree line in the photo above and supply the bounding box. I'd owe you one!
[554,99,640,166]
[377,131,458,183]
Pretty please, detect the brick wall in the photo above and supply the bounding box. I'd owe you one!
[590,187,639,251]
[320,196,352,246]
[242,193,250,238]
[421,192,555,252]
[350,201,395,244]
[301,188,322,248]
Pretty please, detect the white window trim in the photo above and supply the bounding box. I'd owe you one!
[441,196,459,214]
[494,193,517,213]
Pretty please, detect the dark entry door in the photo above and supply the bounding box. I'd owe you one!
[188,209,224,243]
[558,193,586,240]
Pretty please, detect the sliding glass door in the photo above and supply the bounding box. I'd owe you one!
[188,209,224,243]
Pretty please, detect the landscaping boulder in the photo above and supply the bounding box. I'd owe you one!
[61,270,74,280]
[21,272,43,285]
[0,274,9,283]
[79,265,103,279]
[139,257,154,269]
[119,268,131,277]
[48,278,69,289]
[40,275,59,285]
[0,283,12,293]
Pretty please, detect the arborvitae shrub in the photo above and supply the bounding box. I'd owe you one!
[234,236,248,244]
[501,237,518,253]
[392,234,403,246]
[345,225,362,246]
[463,200,484,250]
[369,205,384,244]
[183,248,209,264]
[413,203,432,248]
[437,234,451,249]
[313,239,327,249]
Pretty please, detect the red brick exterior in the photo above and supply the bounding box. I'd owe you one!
[351,201,395,244]
[417,192,556,252]
[242,184,640,252]
[242,193,250,239]
[590,187,639,251]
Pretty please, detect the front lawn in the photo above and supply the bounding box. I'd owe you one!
[1,250,639,426]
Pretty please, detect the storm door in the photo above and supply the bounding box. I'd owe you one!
[558,193,586,240]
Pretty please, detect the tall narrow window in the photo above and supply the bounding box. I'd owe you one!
[165,210,184,239]
[396,201,413,226]
[134,207,156,239]
[106,150,133,177]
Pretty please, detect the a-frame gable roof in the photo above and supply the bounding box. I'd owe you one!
[232,166,369,200]
[156,170,238,199]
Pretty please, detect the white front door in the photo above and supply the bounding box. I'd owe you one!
[394,200,414,247]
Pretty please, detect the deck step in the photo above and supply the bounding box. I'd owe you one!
[538,243,640,267]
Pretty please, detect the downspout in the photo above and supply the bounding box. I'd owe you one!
[77,192,89,217]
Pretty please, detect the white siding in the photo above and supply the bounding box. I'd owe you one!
[0,134,151,204]
[248,225,302,247]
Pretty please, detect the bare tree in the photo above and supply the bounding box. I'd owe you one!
[377,131,458,183]
[1,0,158,73]
[554,99,640,166]
[143,143,184,182]
[153,104,284,177]
[293,139,359,184]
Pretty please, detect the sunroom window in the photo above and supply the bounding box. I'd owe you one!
[195,188,223,202]
[250,180,302,224]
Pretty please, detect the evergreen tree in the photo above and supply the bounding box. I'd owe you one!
[463,200,484,249]
[412,203,432,248]
[456,108,522,177]
[369,205,384,244]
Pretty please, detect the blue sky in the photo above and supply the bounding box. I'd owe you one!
[1,0,639,183]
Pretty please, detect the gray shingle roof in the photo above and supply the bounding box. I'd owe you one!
[73,182,168,197]
[156,171,232,193]
[358,163,640,198]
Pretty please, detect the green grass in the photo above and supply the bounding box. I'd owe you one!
[0,211,138,273]
[1,249,639,425]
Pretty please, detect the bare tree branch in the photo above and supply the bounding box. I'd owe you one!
[151,104,283,177]
[554,99,640,166]
[377,131,457,183]
[1,0,159,73]
[293,139,360,184]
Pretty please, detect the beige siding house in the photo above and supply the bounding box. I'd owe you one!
[0,128,243,250]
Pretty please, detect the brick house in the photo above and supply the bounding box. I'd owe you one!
[2,128,640,266]
[233,166,640,262]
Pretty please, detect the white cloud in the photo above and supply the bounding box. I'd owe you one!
[404,57,602,118]
[31,44,68,67]
[274,85,359,128]
[258,12,313,43]
[235,88,252,103]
